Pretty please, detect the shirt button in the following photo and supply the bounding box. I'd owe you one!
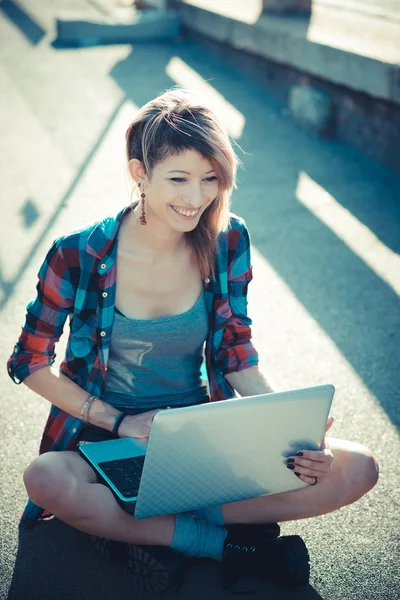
[102,292,108,298]
[100,263,106,269]
[100,331,106,337]
[14,345,18,353]
[205,278,210,284]
[72,428,77,433]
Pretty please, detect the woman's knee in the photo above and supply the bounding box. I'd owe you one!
[23,451,84,507]
[357,445,379,493]
[333,440,379,506]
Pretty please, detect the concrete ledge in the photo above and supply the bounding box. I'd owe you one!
[177,1,400,104]
[56,9,180,44]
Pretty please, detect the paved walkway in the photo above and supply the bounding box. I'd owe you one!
[1,2,399,599]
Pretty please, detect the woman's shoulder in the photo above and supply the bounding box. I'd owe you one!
[50,206,127,256]
[217,211,250,250]
[227,211,247,231]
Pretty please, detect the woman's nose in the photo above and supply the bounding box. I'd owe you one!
[187,185,206,208]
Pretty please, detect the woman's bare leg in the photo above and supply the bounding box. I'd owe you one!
[23,437,378,547]
[221,438,379,525]
[23,450,175,546]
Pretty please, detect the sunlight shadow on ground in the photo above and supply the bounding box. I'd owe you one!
[0,0,46,45]
[296,172,400,296]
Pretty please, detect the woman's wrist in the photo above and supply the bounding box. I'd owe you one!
[111,412,128,436]
[86,397,123,431]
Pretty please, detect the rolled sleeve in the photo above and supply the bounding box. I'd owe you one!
[214,223,259,375]
[7,238,74,384]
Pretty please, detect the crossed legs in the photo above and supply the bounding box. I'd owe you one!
[23,437,378,546]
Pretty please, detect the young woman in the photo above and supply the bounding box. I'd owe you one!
[8,88,379,593]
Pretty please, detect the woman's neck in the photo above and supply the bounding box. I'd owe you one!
[121,205,188,261]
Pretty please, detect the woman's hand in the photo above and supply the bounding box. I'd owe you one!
[285,417,334,485]
[117,409,161,439]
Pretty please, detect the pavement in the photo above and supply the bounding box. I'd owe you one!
[1,2,400,600]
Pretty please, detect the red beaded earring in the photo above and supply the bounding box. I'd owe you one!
[138,183,147,225]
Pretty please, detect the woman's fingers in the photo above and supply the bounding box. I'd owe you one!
[284,420,335,486]
[290,449,330,462]
[285,448,334,481]
[288,455,333,472]
[293,471,320,486]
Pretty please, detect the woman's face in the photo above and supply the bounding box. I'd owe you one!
[132,149,219,232]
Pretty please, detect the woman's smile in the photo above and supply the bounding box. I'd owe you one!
[170,205,201,219]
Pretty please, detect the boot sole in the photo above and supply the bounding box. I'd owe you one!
[125,543,187,594]
[90,535,186,594]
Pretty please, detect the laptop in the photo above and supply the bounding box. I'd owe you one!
[78,384,335,519]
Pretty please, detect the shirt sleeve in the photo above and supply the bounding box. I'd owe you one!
[7,238,75,384]
[214,222,259,375]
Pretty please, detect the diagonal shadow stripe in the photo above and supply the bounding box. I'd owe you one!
[0,0,46,45]
[0,95,127,311]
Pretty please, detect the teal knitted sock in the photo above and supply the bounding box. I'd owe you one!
[170,513,228,561]
[192,505,224,526]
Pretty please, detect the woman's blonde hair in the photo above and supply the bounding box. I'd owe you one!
[125,87,240,280]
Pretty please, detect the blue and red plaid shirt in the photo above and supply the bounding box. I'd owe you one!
[7,204,259,528]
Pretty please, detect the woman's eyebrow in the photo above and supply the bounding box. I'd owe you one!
[167,169,215,174]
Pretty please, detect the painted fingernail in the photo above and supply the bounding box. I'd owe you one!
[295,472,301,476]
[286,464,295,470]
[286,458,295,463]
[296,451,304,456]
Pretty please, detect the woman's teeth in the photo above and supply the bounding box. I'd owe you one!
[171,206,199,217]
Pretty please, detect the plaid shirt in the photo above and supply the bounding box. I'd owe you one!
[7,204,259,529]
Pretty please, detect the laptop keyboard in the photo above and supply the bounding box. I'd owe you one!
[98,455,145,498]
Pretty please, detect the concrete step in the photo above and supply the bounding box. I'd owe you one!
[56,8,180,44]
[177,0,400,103]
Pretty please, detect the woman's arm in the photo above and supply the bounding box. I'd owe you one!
[213,222,259,377]
[225,365,274,397]
[217,223,274,397]
[8,237,120,432]
[25,367,158,438]
[24,366,121,431]
[7,238,74,384]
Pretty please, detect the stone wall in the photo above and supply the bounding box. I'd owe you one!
[186,31,400,174]
[262,0,311,13]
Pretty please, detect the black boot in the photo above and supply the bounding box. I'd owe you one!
[222,527,310,592]
[90,535,188,594]
[125,543,189,594]
[225,522,281,541]
[221,523,282,594]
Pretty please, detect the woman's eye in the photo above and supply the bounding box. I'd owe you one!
[170,176,217,183]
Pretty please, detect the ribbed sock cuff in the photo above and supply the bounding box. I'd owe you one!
[192,505,224,526]
[170,513,227,561]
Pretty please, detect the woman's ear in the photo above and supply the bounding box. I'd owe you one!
[128,158,147,186]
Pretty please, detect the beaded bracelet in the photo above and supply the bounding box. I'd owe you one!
[80,395,98,425]
[80,396,91,421]
[85,395,99,425]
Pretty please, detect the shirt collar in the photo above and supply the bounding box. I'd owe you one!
[86,204,132,272]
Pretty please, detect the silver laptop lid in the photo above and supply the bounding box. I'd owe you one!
[134,384,335,519]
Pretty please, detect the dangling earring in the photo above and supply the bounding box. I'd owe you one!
[138,183,147,225]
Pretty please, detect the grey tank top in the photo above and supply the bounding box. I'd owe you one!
[103,291,210,409]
